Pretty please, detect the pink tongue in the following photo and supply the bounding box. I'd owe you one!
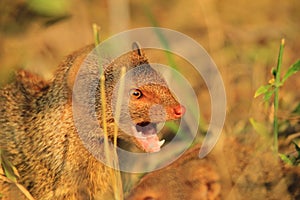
[134,134,162,153]
[132,126,165,152]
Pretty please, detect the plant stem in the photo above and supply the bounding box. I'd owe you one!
[101,75,123,199]
[113,67,126,148]
[100,75,111,165]
[92,23,101,47]
[111,67,126,200]
[273,39,285,153]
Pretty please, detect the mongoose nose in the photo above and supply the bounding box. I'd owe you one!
[173,105,185,118]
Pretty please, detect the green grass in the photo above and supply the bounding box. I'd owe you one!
[254,39,300,164]
[0,150,35,200]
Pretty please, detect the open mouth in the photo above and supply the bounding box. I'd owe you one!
[132,122,165,153]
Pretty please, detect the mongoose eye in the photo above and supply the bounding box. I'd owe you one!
[129,89,143,99]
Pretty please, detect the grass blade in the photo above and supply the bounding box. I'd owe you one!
[100,75,124,200]
[112,66,126,200]
[0,150,19,183]
[278,153,293,165]
[249,118,269,136]
[93,23,101,47]
[16,183,35,200]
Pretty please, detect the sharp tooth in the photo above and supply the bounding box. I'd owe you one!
[158,139,165,147]
[138,132,145,138]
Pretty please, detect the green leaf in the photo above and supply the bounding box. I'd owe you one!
[292,103,300,115]
[254,85,271,98]
[282,60,300,84]
[278,153,294,165]
[249,118,269,136]
[263,88,275,102]
[293,141,300,157]
[0,150,19,183]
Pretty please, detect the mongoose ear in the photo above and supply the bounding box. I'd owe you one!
[132,41,142,56]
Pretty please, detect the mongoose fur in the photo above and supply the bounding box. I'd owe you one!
[126,145,221,200]
[0,44,185,199]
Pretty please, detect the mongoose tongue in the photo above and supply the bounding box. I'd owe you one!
[132,123,165,153]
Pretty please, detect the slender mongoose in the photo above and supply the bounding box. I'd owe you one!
[0,43,185,199]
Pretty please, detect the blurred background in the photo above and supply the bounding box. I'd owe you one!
[1,0,300,198]
[0,0,299,133]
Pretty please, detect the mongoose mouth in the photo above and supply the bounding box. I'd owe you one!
[132,122,165,153]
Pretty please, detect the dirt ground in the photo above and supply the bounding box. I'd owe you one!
[0,0,299,199]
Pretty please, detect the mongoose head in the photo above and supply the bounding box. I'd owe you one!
[106,43,185,152]
[67,43,185,153]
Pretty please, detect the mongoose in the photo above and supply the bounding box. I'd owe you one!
[0,43,185,199]
[125,145,221,200]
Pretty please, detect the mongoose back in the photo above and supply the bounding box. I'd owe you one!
[0,43,185,199]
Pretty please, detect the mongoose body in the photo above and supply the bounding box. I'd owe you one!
[126,145,221,200]
[0,44,185,199]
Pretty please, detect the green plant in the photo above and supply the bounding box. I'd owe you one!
[254,39,300,160]
[0,149,35,200]
[279,142,300,166]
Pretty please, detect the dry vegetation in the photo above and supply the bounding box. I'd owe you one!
[0,0,299,199]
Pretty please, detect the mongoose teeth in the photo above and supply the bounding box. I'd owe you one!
[131,125,165,153]
[137,132,144,139]
[158,139,165,147]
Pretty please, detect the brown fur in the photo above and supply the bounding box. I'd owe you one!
[0,44,183,199]
[125,146,221,200]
